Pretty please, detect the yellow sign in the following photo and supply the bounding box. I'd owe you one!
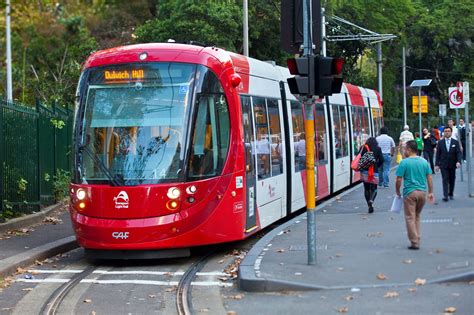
[104,69,145,81]
[412,96,428,113]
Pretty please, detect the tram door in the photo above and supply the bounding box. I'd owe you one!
[241,96,257,231]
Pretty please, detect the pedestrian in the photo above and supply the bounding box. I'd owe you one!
[447,119,459,140]
[432,126,441,141]
[414,132,423,156]
[359,137,383,213]
[422,127,436,173]
[458,118,467,162]
[376,127,395,188]
[399,125,414,157]
[295,133,306,171]
[435,126,462,201]
[395,140,434,250]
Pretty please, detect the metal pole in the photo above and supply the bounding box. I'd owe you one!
[243,0,249,56]
[402,47,407,126]
[321,7,326,57]
[466,101,473,197]
[6,0,13,102]
[418,88,422,137]
[377,43,383,101]
[303,0,317,265]
[456,109,463,181]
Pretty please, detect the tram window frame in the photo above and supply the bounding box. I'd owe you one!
[314,102,328,165]
[351,106,370,154]
[332,104,349,159]
[187,68,230,180]
[290,100,305,172]
[266,99,283,176]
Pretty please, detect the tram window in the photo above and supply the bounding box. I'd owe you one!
[332,105,349,158]
[352,106,369,153]
[253,97,271,180]
[267,99,283,176]
[291,101,305,172]
[372,108,382,136]
[315,103,328,165]
[188,94,229,178]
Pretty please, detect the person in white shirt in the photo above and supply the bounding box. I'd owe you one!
[376,127,396,187]
[295,133,306,171]
[399,125,414,157]
[447,119,458,140]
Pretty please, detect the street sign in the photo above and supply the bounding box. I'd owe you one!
[449,87,466,109]
[439,104,446,116]
[463,81,470,102]
[412,95,428,113]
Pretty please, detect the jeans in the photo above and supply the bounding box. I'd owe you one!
[378,153,391,187]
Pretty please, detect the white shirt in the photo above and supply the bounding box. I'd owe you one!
[450,126,458,140]
[399,130,414,145]
[376,134,395,154]
[295,140,306,156]
[445,137,451,151]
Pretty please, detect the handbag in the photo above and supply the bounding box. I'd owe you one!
[351,150,363,171]
[358,145,376,170]
[360,170,379,185]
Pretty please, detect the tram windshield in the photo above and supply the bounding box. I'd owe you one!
[78,62,195,185]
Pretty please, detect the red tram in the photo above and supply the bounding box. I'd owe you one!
[70,43,383,258]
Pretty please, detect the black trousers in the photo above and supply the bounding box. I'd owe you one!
[363,182,378,205]
[423,150,435,173]
[440,167,456,197]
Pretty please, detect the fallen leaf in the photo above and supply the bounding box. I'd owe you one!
[384,291,399,298]
[344,295,354,301]
[276,249,285,253]
[199,308,209,312]
[415,278,426,286]
[408,287,417,292]
[377,273,387,280]
[148,294,157,298]
[435,249,443,254]
[336,267,344,272]
[403,259,413,264]
[21,288,34,291]
[83,299,92,303]
[226,311,237,315]
[444,307,456,313]
[451,293,460,297]
[337,307,349,313]
[165,287,177,292]
[217,259,225,264]
[90,312,97,315]
[335,253,343,258]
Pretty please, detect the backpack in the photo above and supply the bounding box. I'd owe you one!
[358,145,376,170]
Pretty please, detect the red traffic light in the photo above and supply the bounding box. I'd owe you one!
[332,58,344,75]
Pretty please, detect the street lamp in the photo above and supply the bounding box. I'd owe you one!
[410,79,432,136]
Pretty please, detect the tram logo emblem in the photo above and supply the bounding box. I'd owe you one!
[114,191,129,209]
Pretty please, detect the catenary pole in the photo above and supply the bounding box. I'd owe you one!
[418,87,422,139]
[321,7,326,57]
[377,43,383,101]
[243,0,249,56]
[6,0,13,102]
[466,97,473,197]
[456,109,463,181]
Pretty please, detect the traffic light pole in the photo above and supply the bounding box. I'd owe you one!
[302,0,317,265]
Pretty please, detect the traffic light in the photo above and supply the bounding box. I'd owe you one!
[315,56,344,96]
[286,56,316,96]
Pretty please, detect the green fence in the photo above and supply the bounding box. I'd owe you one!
[0,99,73,221]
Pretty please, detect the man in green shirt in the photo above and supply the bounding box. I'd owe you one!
[414,132,423,156]
[395,140,434,250]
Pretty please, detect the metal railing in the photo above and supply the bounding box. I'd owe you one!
[0,98,73,220]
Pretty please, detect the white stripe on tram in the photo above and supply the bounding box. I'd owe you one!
[15,278,233,287]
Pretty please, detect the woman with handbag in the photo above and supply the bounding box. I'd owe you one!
[359,137,384,213]
[422,128,436,174]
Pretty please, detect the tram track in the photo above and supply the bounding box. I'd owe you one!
[40,265,95,315]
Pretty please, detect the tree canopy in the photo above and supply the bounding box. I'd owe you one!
[0,0,472,124]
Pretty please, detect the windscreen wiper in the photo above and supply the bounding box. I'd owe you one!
[79,144,123,186]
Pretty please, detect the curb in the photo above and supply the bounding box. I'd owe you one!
[0,202,67,234]
[0,236,78,279]
[238,178,474,292]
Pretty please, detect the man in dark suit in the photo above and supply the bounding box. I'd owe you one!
[435,127,462,201]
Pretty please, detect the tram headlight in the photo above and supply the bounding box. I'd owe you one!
[186,185,197,194]
[167,187,181,199]
[76,188,87,200]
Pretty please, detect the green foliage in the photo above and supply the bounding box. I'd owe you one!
[52,169,71,201]
[50,118,66,129]
[17,178,28,195]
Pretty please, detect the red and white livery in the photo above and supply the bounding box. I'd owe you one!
[70,43,383,258]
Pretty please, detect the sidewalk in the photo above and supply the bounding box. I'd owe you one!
[0,202,77,278]
[239,159,474,292]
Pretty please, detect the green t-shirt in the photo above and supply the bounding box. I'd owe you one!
[395,156,432,197]
[415,137,423,150]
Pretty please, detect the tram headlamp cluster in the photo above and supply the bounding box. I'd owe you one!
[76,188,87,200]
[186,185,197,194]
[167,187,181,199]
[166,200,179,211]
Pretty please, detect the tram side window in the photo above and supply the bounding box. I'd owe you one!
[187,94,229,179]
[291,101,305,172]
[332,105,349,158]
[253,97,271,180]
[315,103,328,165]
[352,106,367,153]
[372,108,382,136]
[267,99,283,176]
